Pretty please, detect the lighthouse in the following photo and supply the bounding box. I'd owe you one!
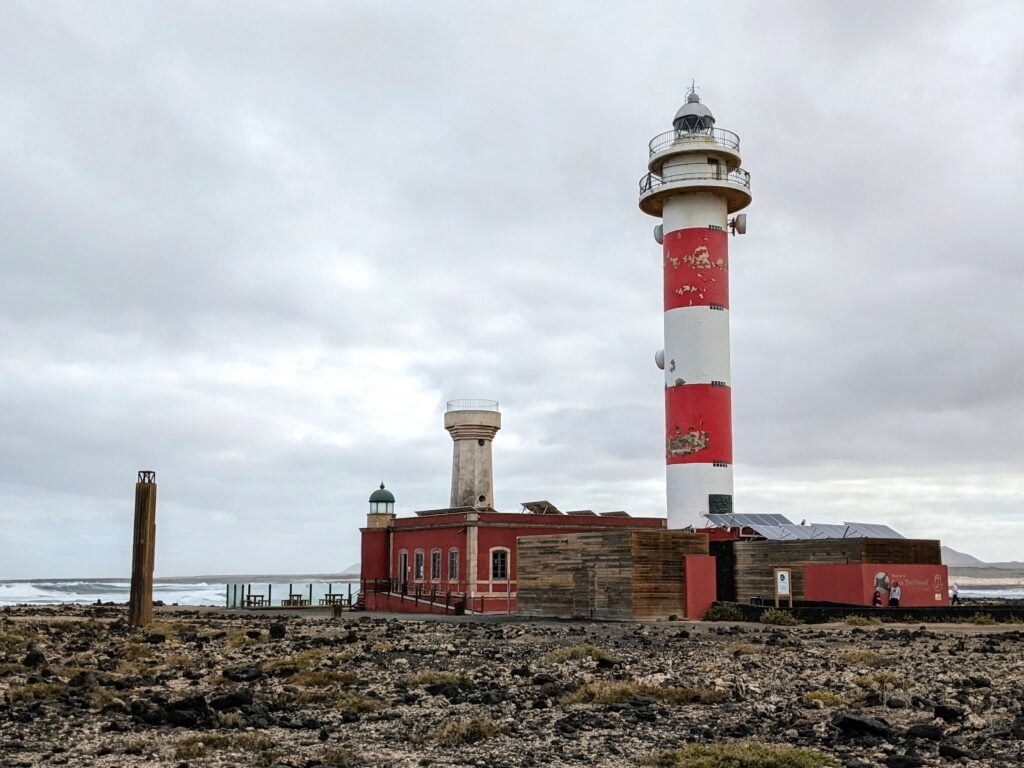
[638,86,752,529]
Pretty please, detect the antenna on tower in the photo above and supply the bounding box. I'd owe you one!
[687,79,700,103]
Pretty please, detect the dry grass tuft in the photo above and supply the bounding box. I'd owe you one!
[9,683,67,702]
[644,743,837,767]
[759,608,802,626]
[562,680,726,706]
[405,670,470,686]
[728,643,761,656]
[173,732,276,762]
[802,690,844,708]
[434,716,504,745]
[839,650,888,668]
[843,615,882,626]
[290,669,358,687]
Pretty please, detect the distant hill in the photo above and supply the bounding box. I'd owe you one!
[941,546,986,566]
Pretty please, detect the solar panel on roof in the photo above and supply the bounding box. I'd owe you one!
[842,522,904,539]
[809,524,853,539]
[564,510,597,516]
[705,513,794,531]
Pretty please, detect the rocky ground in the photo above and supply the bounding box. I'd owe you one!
[1,606,1023,767]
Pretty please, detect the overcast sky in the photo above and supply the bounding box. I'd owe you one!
[2,1,1022,578]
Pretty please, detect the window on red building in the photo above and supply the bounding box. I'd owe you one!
[491,548,509,580]
[431,550,441,581]
[448,548,459,581]
[414,550,425,581]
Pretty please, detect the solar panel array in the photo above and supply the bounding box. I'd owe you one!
[705,513,794,529]
[704,514,905,541]
[842,522,905,539]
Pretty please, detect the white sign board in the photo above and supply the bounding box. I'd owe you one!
[775,569,791,597]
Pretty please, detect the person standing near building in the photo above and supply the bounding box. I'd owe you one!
[889,581,901,608]
[872,590,883,608]
[950,581,961,605]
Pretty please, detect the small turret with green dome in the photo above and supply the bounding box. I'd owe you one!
[368,482,395,518]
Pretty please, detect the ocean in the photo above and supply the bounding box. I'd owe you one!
[0,578,360,607]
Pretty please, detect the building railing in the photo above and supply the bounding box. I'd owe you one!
[361,578,482,613]
[639,166,751,195]
[446,399,499,412]
[649,127,740,157]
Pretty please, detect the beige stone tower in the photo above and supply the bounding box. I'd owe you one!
[445,399,501,509]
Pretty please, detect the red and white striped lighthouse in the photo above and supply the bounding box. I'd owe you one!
[639,87,751,529]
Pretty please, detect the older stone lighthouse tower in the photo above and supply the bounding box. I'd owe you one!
[638,86,751,528]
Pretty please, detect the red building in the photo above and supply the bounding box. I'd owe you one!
[360,497,665,614]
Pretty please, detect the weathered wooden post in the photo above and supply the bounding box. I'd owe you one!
[128,470,157,626]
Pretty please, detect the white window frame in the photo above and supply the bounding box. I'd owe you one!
[448,548,459,582]
[430,549,442,581]
[490,547,510,580]
[414,549,425,581]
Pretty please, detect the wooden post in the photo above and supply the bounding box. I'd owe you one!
[128,470,157,627]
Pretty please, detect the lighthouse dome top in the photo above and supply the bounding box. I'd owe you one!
[673,90,715,133]
[369,483,395,503]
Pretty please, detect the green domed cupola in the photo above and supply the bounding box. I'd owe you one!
[368,482,395,516]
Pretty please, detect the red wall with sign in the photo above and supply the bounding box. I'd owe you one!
[804,563,949,607]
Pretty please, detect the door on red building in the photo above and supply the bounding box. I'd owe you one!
[398,552,408,593]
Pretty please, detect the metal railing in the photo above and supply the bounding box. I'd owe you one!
[639,166,751,195]
[361,578,477,613]
[446,399,499,412]
[649,127,740,157]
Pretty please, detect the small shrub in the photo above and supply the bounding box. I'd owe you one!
[644,743,837,767]
[318,747,360,767]
[226,629,267,647]
[160,653,193,670]
[88,687,123,709]
[839,650,888,668]
[967,613,997,626]
[262,648,329,672]
[727,643,760,656]
[544,644,613,662]
[434,716,503,746]
[217,711,245,728]
[802,690,844,708]
[121,642,153,660]
[173,733,276,761]
[843,615,882,626]
[0,663,27,677]
[9,683,67,702]
[854,672,906,690]
[405,670,470,686]
[290,669,357,687]
[562,680,726,706]
[335,691,378,712]
[759,609,802,626]
[0,629,38,651]
[703,602,745,622]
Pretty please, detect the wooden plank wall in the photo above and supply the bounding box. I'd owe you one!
[733,539,863,602]
[860,539,941,565]
[630,531,708,621]
[517,532,634,620]
[732,538,944,602]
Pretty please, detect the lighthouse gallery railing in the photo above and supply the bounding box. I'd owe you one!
[648,127,741,157]
[639,166,751,195]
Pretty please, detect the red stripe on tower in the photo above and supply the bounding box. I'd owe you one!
[664,228,729,310]
[665,384,732,465]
